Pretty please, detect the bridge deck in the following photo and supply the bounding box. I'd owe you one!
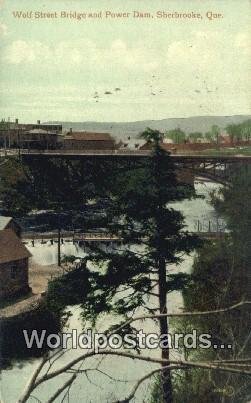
[23,231,228,242]
[1,148,251,162]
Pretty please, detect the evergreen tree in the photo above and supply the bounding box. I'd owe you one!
[74,128,201,402]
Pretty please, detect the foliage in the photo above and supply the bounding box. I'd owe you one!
[171,166,251,403]
[211,165,251,271]
[226,120,251,143]
[188,132,203,142]
[46,261,93,316]
[0,120,8,130]
[0,156,115,217]
[165,128,186,144]
[44,128,202,402]
[0,157,35,216]
[140,127,164,143]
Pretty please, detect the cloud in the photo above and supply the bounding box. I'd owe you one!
[109,39,159,71]
[3,40,50,64]
[1,29,250,121]
[3,38,160,72]
[234,32,250,56]
[0,22,7,37]
[166,30,250,71]
[166,31,224,68]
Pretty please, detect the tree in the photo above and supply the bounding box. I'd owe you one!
[0,155,117,214]
[211,165,251,298]
[226,124,242,144]
[165,128,186,144]
[203,126,221,144]
[52,128,201,402]
[204,131,214,143]
[18,300,251,403]
[0,157,35,216]
[211,125,220,145]
[167,165,251,403]
[240,120,251,142]
[15,146,251,402]
[188,132,203,143]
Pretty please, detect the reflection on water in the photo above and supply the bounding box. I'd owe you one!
[0,181,222,402]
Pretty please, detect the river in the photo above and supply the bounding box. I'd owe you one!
[0,180,223,403]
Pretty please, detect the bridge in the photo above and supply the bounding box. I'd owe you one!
[2,148,251,185]
[23,228,229,244]
[3,148,250,160]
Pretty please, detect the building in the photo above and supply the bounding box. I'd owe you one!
[163,138,174,144]
[219,133,232,145]
[118,138,146,150]
[196,138,210,143]
[0,229,31,299]
[0,216,22,238]
[0,119,62,149]
[63,130,116,150]
[19,128,59,150]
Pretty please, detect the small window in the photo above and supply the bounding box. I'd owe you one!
[10,265,18,279]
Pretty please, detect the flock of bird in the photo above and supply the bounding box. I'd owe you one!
[93,87,121,102]
[91,72,219,114]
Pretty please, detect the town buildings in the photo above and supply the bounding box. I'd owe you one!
[0,119,62,149]
[63,130,116,150]
[0,119,117,150]
[0,118,250,152]
[117,137,146,150]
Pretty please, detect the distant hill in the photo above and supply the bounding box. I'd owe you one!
[44,115,251,140]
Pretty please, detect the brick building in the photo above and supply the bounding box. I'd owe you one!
[0,229,31,299]
[63,130,116,150]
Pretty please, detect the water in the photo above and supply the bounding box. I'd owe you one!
[0,180,222,402]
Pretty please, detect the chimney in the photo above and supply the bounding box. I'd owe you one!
[37,120,40,125]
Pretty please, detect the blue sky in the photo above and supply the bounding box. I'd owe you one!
[0,0,250,122]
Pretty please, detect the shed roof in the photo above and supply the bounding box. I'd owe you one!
[0,229,31,264]
[0,216,12,230]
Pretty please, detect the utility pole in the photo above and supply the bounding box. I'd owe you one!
[8,117,11,148]
[57,226,61,267]
[18,129,21,158]
[4,119,7,155]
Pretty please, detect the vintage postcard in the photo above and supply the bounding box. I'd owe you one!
[0,1,250,402]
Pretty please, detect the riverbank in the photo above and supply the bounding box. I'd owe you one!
[0,261,63,318]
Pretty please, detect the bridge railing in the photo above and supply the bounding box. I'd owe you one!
[193,219,228,233]
[23,220,229,246]
[12,148,151,156]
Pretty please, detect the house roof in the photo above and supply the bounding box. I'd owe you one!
[65,132,114,141]
[0,216,12,230]
[0,229,31,264]
[119,139,146,149]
